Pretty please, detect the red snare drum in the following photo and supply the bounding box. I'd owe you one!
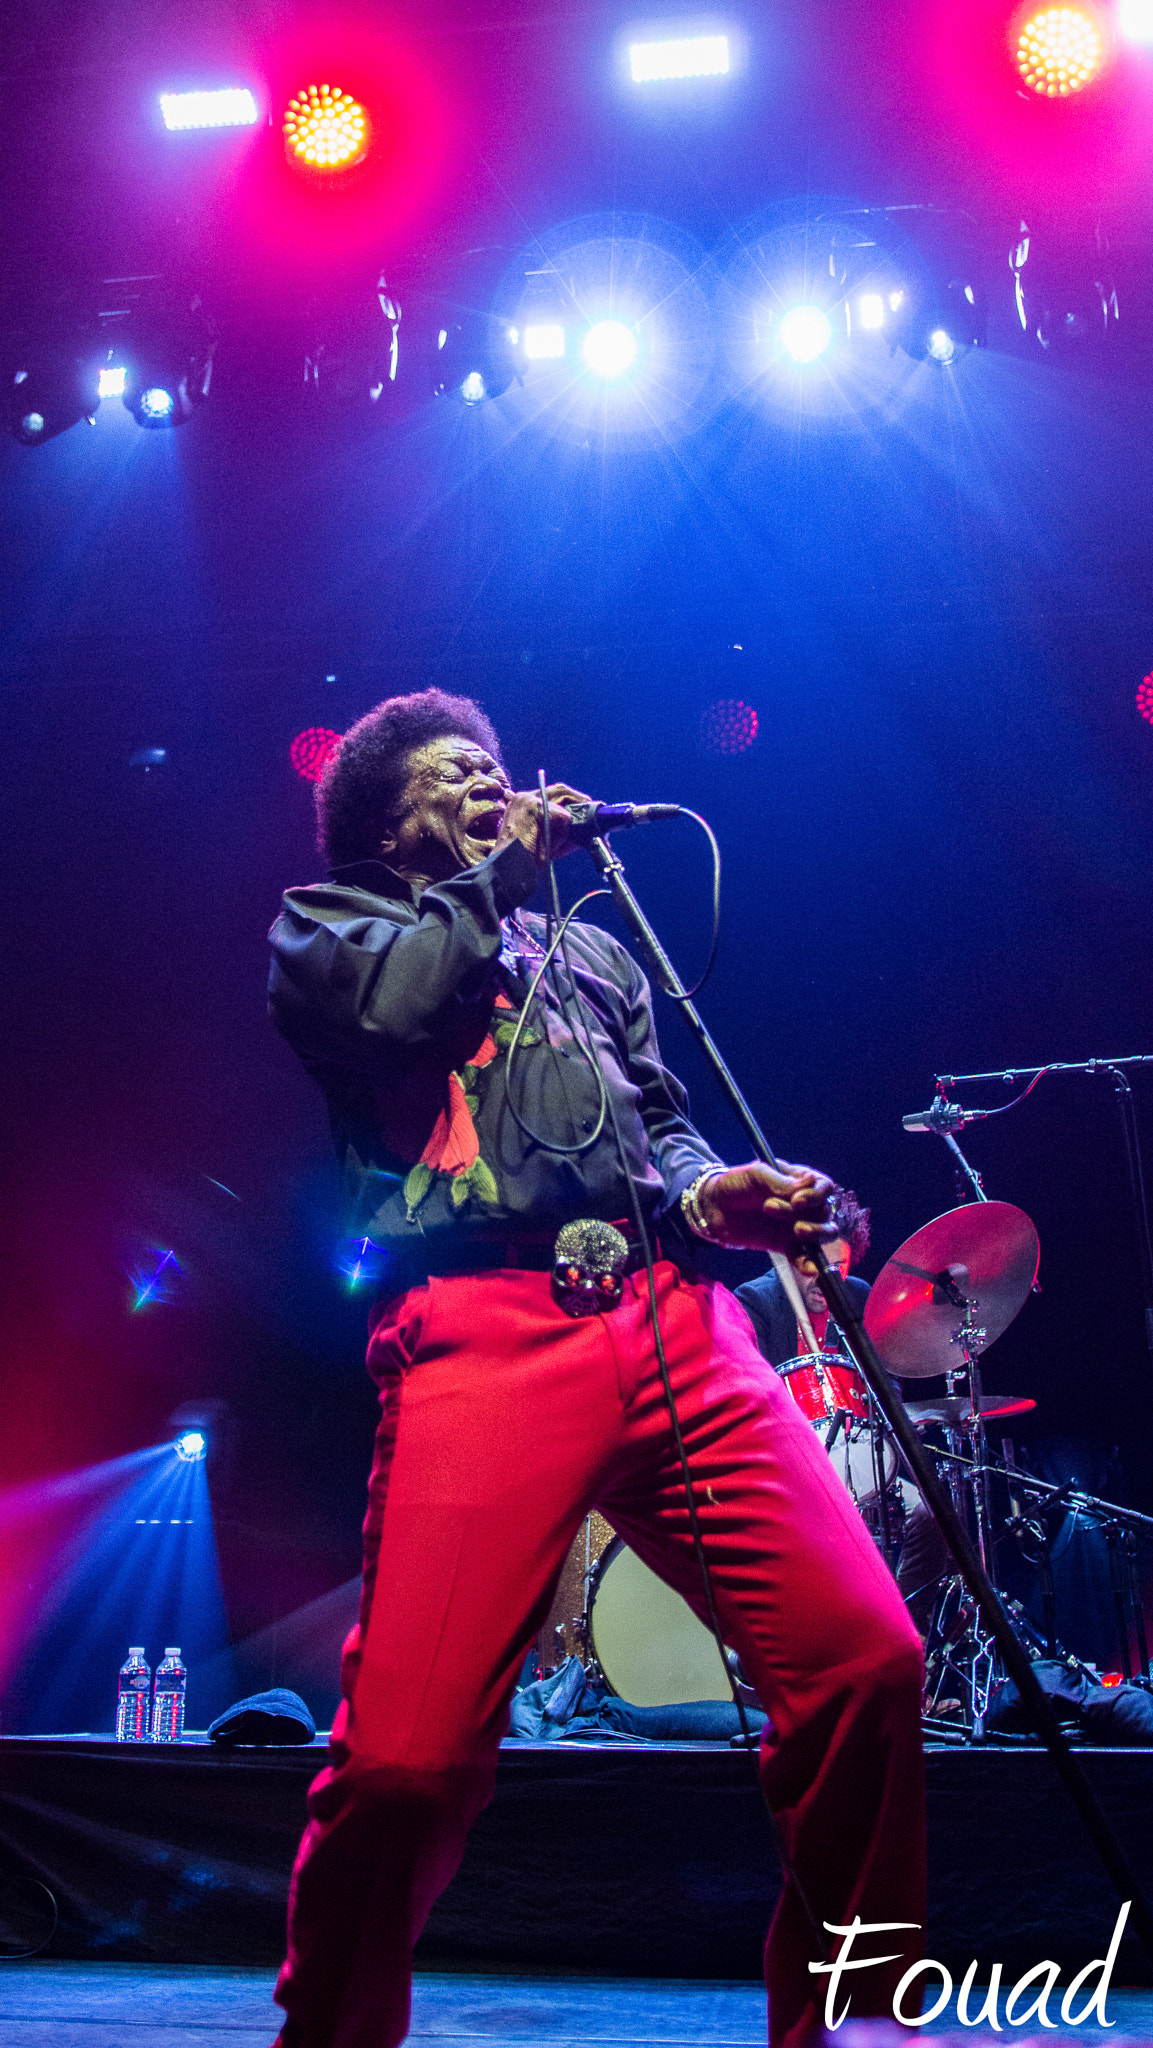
[776,1351,896,1504]
[777,1351,870,1428]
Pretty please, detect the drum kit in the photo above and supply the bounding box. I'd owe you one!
[539,1199,1091,1731]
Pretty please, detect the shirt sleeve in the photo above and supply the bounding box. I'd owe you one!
[617,942,725,1213]
[268,840,539,1071]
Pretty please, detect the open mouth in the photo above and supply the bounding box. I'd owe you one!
[464,805,503,843]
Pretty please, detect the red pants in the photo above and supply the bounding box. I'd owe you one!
[275,1262,925,2048]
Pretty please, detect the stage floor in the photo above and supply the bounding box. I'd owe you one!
[0,1963,1149,2048]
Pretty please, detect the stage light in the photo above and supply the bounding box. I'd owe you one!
[523,324,566,360]
[582,320,638,378]
[858,293,886,330]
[926,327,957,362]
[290,728,342,783]
[98,366,125,398]
[1010,221,1119,350]
[1119,0,1153,40]
[433,313,518,403]
[122,329,213,429]
[6,353,102,446]
[778,305,833,363]
[701,699,758,755]
[1137,675,1153,725]
[629,33,730,81]
[174,1431,207,1463]
[1015,7,1104,95]
[159,88,259,130]
[283,84,370,172]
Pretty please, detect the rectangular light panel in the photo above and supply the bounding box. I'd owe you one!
[1119,0,1153,40]
[523,325,566,360]
[98,367,126,397]
[629,34,729,82]
[159,88,260,131]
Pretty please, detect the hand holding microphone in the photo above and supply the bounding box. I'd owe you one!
[496,787,682,868]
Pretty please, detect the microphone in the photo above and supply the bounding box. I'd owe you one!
[901,1098,969,1135]
[564,800,681,845]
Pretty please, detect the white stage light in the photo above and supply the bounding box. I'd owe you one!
[582,321,638,378]
[1119,0,1153,39]
[858,293,885,330]
[174,1430,207,1462]
[160,89,259,131]
[926,328,957,363]
[98,367,126,398]
[523,324,566,360]
[629,34,730,81]
[778,305,833,363]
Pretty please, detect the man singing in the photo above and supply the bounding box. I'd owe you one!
[267,688,925,2048]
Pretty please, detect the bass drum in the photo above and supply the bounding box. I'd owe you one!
[588,1537,731,1706]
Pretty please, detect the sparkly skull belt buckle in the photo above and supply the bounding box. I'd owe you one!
[551,1220,631,1318]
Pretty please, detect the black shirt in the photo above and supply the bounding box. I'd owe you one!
[268,840,722,1264]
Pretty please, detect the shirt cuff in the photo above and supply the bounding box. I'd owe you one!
[484,838,541,917]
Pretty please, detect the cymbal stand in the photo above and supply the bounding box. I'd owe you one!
[586,829,1153,1966]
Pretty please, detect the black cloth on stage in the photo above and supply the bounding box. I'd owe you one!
[734,1266,871,1366]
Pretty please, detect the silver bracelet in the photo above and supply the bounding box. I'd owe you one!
[681,1168,724,1242]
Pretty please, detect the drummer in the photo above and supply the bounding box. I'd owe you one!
[736,1187,871,1361]
[736,1190,951,1635]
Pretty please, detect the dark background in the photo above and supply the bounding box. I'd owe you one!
[1,0,1152,1729]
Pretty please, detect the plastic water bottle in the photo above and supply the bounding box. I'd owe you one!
[116,1647,151,1741]
[150,1647,187,1742]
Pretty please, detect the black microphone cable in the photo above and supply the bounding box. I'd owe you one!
[512,770,832,1973]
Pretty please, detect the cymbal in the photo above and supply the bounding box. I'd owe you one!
[863,1201,1039,1380]
[904,1394,1037,1429]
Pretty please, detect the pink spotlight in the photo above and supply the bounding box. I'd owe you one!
[701,699,759,756]
[291,727,342,782]
[1137,675,1153,726]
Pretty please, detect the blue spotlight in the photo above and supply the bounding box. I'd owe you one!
[139,385,176,422]
[582,320,638,379]
[174,1431,207,1463]
[778,305,833,363]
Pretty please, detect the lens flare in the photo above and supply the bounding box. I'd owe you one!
[1015,7,1104,95]
[283,83,370,171]
[778,305,833,363]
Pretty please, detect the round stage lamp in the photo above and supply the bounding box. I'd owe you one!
[174,1430,207,1462]
[701,699,759,755]
[290,728,342,782]
[582,320,638,379]
[777,305,833,364]
[1015,7,1104,95]
[283,84,370,172]
[1138,675,1153,726]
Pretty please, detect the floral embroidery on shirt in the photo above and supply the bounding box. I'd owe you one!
[402,992,540,1219]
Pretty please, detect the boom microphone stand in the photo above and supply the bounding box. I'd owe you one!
[586,832,1153,1967]
[931,1056,1153,1368]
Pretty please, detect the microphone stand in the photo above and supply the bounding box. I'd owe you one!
[934,1055,1153,1368]
[586,832,1153,1968]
